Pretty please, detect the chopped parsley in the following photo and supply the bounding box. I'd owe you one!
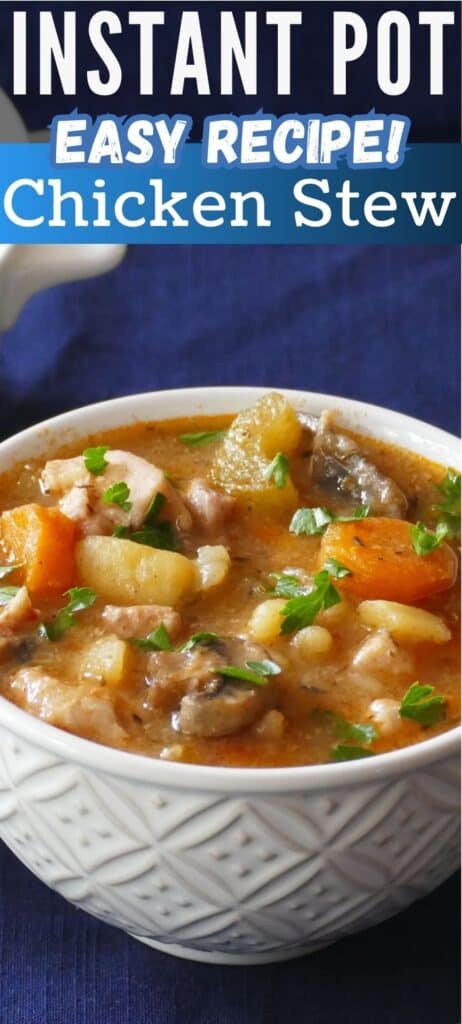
[217,660,281,686]
[245,659,281,676]
[280,570,341,635]
[83,446,109,476]
[434,468,461,539]
[410,520,449,556]
[102,481,132,512]
[179,632,221,652]
[271,573,307,598]
[0,564,22,581]
[144,492,166,525]
[319,710,378,746]
[322,558,352,579]
[113,489,177,551]
[132,623,172,652]
[179,430,228,446]
[39,587,96,642]
[264,452,290,489]
[0,586,21,605]
[331,744,376,762]
[289,505,369,536]
[129,524,178,551]
[399,682,446,727]
[313,709,377,761]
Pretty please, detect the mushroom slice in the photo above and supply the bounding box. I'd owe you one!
[298,410,408,518]
[176,677,274,738]
[147,635,279,732]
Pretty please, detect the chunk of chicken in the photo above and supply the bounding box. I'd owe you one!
[0,587,36,634]
[59,486,91,523]
[300,411,408,518]
[352,629,413,676]
[41,456,90,493]
[185,478,237,532]
[102,603,182,640]
[369,698,401,735]
[10,667,126,744]
[41,449,192,537]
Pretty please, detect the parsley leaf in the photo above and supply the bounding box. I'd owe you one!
[264,452,290,489]
[271,573,307,598]
[132,623,172,652]
[331,744,376,762]
[410,520,449,556]
[399,682,446,726]
[280,570,340,635]
[290,505,369,536]
[217,660,281,686]
[317,710,377,745]
[434,468,461,539]
[179,430,228,446]
[39,587,96,642]
[179,632,221,652]
[83,446,109,476]
[144,492,166,526]
[290,507,332,536]
[102,481,132,512]
[0,564,22,581]
[245,659,281,676]
[323,558,352,579]
[0,585,21,606]
[130,523,178,551]
[112,489,177,550]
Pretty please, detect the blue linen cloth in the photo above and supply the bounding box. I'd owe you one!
[0,243,459,1023]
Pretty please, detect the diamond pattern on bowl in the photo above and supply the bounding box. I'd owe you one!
[0,722,459,959]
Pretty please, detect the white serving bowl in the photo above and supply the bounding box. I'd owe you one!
[0,388,459,965]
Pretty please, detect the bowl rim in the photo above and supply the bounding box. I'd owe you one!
[0,385,459,794]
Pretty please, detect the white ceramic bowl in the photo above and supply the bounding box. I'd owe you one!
[0,388,459,965]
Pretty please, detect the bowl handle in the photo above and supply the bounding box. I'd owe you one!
[0,243,126,331]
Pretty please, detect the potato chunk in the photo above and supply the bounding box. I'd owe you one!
[211,393,302,512]
[76,536,197,606]
[81,635,133,690]
[358,600,451,645]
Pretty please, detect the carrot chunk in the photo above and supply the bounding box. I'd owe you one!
[1,504,77,599]
[318,517,457,603]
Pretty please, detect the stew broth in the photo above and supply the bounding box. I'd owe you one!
[0,395,459,767]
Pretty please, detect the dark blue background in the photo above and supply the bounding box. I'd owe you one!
[0,244,459,438]
[1,2,460,142]
[0,243,460,1024]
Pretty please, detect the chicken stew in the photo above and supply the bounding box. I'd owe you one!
[0,393,459,767]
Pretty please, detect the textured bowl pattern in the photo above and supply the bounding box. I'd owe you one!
[0,722,459,963]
